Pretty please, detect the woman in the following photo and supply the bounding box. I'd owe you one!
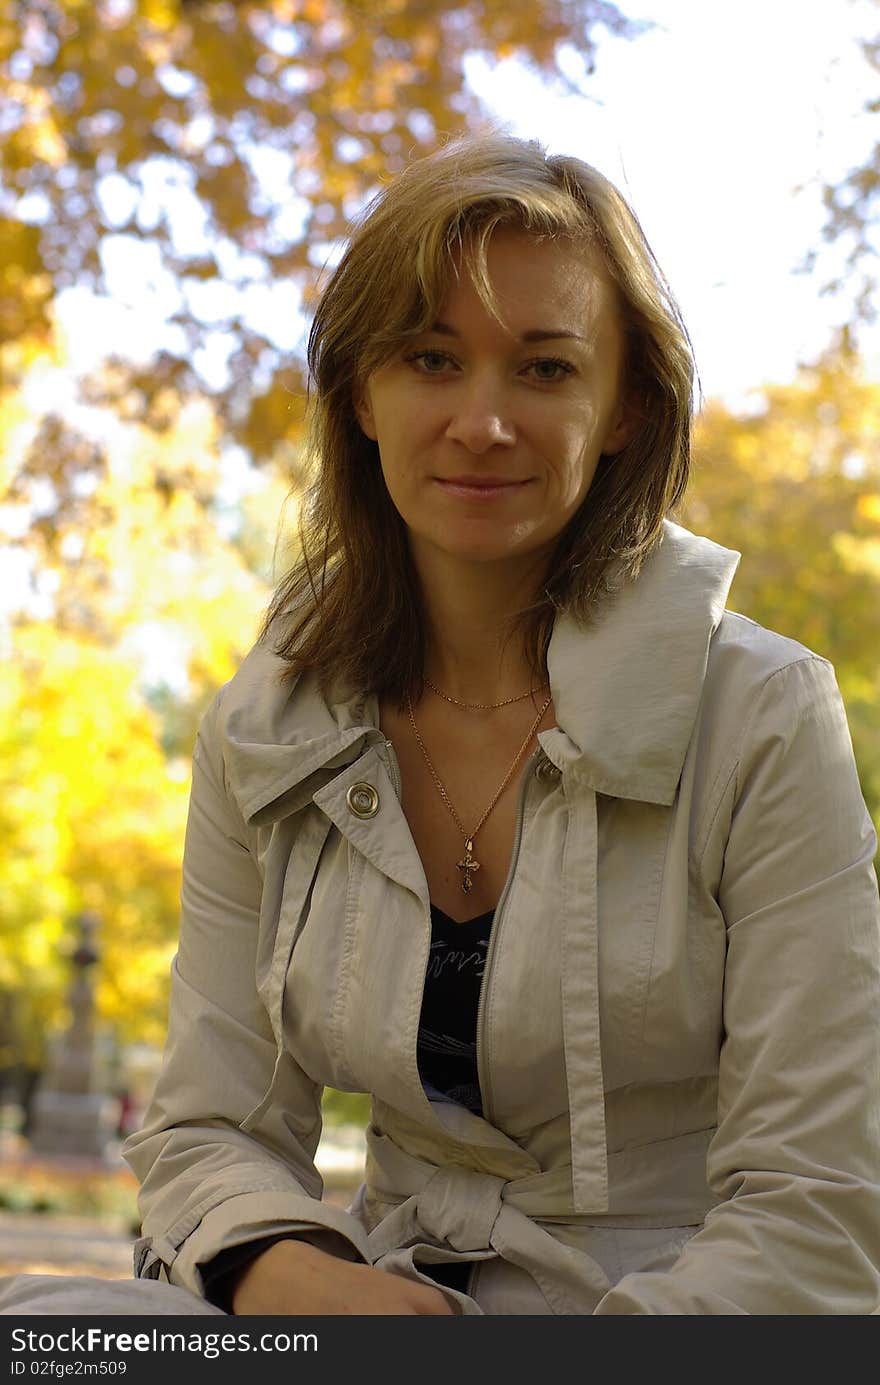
[3,133,879,1316]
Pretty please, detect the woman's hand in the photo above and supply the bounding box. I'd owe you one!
[230,1238,457,1316]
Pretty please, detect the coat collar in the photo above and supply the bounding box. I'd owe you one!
[217,519,740,825]
[543,519,740,804]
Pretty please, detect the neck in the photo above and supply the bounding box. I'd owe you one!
[415,550,548,704]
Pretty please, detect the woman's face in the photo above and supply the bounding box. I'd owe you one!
[355,228,635,584]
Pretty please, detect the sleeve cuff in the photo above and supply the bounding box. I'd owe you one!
[162,1190,373,1296]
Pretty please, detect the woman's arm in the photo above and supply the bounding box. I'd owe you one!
[123,693,451,1314]
[595,656,880,1314]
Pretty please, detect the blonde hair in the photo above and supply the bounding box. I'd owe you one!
[265,133,695,702]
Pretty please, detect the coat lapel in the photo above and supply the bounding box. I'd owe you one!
[544,520,741,803]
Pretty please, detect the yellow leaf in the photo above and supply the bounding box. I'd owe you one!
[856,494,880,524]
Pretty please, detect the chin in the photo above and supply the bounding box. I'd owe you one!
[410,521,552,572]
[439,538,527,564]
[447,544,550,575]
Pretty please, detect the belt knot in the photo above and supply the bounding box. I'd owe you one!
[416,1165,506,1252]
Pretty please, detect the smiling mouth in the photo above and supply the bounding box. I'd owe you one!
[434,477,531,498]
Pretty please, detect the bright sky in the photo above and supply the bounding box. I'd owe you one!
[466,0,880,409]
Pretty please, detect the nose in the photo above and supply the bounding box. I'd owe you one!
[445,379,516,453]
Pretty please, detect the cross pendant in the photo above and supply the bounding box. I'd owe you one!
[456,838,481,894]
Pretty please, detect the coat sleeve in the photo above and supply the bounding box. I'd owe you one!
[595,656,880,1314]
[122,696,371,1296]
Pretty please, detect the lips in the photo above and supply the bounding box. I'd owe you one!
[441,475,522,486]
[434,475,530,499]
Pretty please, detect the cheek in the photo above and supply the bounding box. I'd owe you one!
[557,408,606,495]
[377,447,416,514]
[378,452,399,497]
[552,437,597,505]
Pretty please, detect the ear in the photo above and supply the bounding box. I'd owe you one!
[602,395,640,456]
[353,383,378,441]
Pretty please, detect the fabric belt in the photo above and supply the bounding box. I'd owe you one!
[364,1125,720,1314]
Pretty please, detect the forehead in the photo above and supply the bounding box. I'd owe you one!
[440,228,620,338]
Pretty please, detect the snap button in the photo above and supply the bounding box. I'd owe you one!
[535,758,561,783]
[346,782,380,818]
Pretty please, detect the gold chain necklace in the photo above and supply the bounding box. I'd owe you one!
[423,675,549,711]
[406,690,553,893]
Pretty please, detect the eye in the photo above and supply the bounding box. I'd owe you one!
[405,349,456,374]
[523,357,574,383]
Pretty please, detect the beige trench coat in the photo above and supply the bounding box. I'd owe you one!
[124,520,880,1314]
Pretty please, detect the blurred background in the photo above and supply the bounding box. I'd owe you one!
[1,0,879,1274]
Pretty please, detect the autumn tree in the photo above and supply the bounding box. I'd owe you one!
[0,622,193,1057]
[0,337,277,1059]
[681,343,880,845]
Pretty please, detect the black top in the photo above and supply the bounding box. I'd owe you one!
[416,903,494,1117]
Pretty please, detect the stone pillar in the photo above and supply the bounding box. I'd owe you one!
[28,912,119,1161]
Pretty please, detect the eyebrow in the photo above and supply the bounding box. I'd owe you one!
[429,320,588,344]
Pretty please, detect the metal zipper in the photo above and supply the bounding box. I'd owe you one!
[381,736,402,798]
[475,745,541,1126]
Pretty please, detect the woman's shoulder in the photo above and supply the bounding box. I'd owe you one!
[191,640,307,809]
[194,634,374,828]
[709,608,832,688]
[204,636,305,742]
[658,519,831,686]
[702,608,839,759]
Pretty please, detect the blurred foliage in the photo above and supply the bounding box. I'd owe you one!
[0,333,279,716]
[681,341,880,845]
[0,341,279,1059]
[321,1087,370,1128]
